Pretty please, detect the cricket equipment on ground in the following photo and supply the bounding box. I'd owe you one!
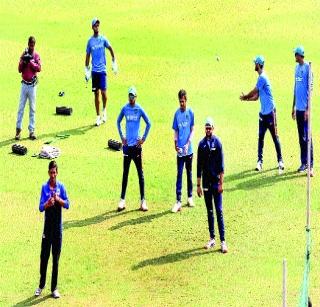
[255,161,262,171]
[118,199,126,212]
[56,106,73,116]
[108,139,122,151]
[44,134,70,145]
[15,128,21,140]
[172,201,182,213]
[12,144,27,155]
[221,241,228,253]
[187,197,195,207]
[102,108,107,123]
[112,59,118,75]
[204,239,216,249]
[95,116,101,126]
[58,91,65,97]
[298,164,307,172]
[39,145,61,159]
[34,287,43,297]
[85,66,91,82]
[140,199,148,212]
[52,289,61,299]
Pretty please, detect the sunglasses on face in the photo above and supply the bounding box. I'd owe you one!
[129,94,136,99]
[205,126,212,130]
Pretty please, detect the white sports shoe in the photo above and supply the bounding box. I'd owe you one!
[34,287,43,297]
[204,238,216,249]
[118,198,126,212]
[140,199,148,211]
[102,109,107,123]
[172,201,182,213]
[278,160,284,174]
[187,197,195,207]
[95,116,101,126]
[255,161,262,171]
[221,241,228,253]
[52,289,61,299]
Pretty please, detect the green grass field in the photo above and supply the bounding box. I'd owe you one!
[1,1,320,306]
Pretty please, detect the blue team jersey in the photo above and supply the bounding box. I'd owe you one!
[172,108,194,156]
[86,35,110,72]
[294,63,310,111]
[256,72,275,115]
[117,103,151,147]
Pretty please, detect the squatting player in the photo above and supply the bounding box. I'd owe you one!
[85,18,118,126]
[34,161,70,299]
[240,56,284,172]
[171,89,195,213]
[197,118,227,253]
[117,86,151,212]
[292,46,314,176]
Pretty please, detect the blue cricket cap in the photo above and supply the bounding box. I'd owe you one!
[128,86,137,97]
[294,46,304,57]
[253,55,265,65]
[92,18,100,26]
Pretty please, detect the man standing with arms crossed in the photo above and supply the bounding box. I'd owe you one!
[117,86,151,212]
[34,161,70,299]
[171,89,195,213]
[85,18,118,126]
[240,56,284,172]
[15,36,41,140]
[292,46,314,176]
[197,118,227,253]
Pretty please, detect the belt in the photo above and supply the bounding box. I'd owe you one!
[22,77,38,86]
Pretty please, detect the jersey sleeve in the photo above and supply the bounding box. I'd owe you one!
[172,112,178,130]
[190,109,195,127]
[256,75,266,91]
[86,39,91,54]
[104,37,110,48]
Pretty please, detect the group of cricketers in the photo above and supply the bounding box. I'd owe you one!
[14,18,314,299]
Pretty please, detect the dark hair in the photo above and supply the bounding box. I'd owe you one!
[48,160,58,171]
[178,89,187,99]
[28,36,36,44]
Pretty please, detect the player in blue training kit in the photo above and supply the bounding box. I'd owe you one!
[240,55,284,172]
[197,118,227,253]
[171,89,195,213]
[292,46,314,176]
[34,161,70,299]
[117,86,151,212]
[85,18,118,126]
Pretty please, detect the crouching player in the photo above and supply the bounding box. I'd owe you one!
[197,118,227,253]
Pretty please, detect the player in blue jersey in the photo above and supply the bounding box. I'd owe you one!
[292,46,314,176]
[117,86,151,212]
[85,18,118,126]
[171,89,195,213]
[34,161,70,299]
[240,56,284,172]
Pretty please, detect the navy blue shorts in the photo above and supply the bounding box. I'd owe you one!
[92,71,107,92]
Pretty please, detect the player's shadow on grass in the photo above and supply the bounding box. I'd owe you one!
[132,247,219,270]
[0,125,94,149]
[109,209,172,231]
[225,169,301,192]
[13,294,51,306]
[224,168,276,183]
[63,209,136,230]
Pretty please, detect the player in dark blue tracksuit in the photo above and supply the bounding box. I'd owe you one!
[34,161,69,299]
[292,46,314,176]
[197,118,227,253]
[240,55,284,172]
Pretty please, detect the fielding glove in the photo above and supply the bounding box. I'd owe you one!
[85,66,91,82]
[112,59,118,75]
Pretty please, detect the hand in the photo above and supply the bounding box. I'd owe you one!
[53,193,60,203]
[85,66,91,82]
[112,59,118,75]
[137,138,145,147]
[218,183,223,194]
[197,186,203,197]
[304,110,309,121]
[175,145,180,153]
[122,137,127,146]
[240,92,246,101]
[292,109,296,120]
[45,197,55,209]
